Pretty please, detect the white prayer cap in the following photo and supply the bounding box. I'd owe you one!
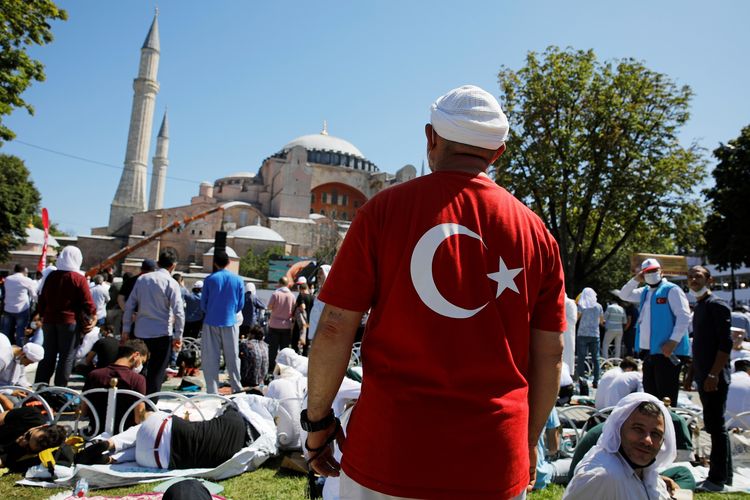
[22,342,44,363]
[296,276,307,285]
[597,392,676,472]
[430,85,509,150]
[246,282,256,293]
[193,280,204,289]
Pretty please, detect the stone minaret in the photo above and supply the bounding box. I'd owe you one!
[148,111,169,210]
[108,13,160,232]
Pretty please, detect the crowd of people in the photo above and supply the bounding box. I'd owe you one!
[2,84,750,499]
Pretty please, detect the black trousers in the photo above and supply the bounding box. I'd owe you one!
[35,323,78,387]
[699,381,733,486]
[642,353,681,407]
[266,327,291,373]
[136,335,172,396]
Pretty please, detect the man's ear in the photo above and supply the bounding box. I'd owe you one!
[490,143,506,164]
[425,124,436,150]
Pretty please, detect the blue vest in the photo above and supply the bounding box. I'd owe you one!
[635,280,690,356]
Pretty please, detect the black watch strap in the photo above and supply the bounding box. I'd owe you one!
[300,409,335,432]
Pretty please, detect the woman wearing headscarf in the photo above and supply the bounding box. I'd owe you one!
[564,392,678,499]
[576,287,604,386]
[305,264,330,354]
[35,246,96,387]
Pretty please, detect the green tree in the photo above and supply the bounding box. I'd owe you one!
[239,246,284,281]
[495,47,706,295]
[0,0,67,142]
[0,154,41,261]
[703,125,750,271]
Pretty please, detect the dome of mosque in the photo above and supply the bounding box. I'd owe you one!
[279,125,379,172]
[204,246,239,258]
[230,225,285,242]
[283,133,365,159]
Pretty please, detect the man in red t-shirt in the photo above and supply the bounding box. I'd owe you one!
[305,85,567,499]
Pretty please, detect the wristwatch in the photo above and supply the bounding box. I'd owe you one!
[300,409,335,432]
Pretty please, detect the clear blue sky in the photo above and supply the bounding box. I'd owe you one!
[4,0,749,235]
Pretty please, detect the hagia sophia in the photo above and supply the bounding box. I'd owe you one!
[21,14,416,276]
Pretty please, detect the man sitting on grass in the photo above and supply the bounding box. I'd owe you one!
[564,392,680,499]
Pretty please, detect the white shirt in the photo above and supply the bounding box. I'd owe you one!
[3,272,38,313]
[90,284,109,320]
[75,328,101,365]
[560,361,574,387]
[726,371,750,430]
[564,446,671,500]
[618,278,691,351]
[0,335,29,387]
[595,368,643,410]
[564,297,578,375]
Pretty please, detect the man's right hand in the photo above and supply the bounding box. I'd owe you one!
[635,271,645,284]
[305,422,346,477]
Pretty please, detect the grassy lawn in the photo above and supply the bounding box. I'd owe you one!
[2,464,750,499]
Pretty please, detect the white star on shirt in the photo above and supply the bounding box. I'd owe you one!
[487,257,523,298]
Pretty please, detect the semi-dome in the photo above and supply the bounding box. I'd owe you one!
[204,246,239,258]
[217,172,256,180]
[230,225,285,242]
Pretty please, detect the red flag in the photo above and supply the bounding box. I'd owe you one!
[37,208,50,273]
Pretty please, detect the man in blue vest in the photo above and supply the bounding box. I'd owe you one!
[618,258,691,407]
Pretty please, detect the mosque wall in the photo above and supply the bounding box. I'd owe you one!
[268,217,339,257]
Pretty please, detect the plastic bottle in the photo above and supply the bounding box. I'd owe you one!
[73,477,89,497]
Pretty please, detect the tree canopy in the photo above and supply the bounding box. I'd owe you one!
[0,0,67,143]
[703,125,750,270]
[239,246,284,281]
[494,47,706,295]
[0,154,41,262]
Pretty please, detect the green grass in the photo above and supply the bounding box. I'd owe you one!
[2,464,750,499]
[0,456,308,499]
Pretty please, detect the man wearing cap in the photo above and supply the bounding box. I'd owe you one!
[686,265,733,491]
[123,251,184,396]
[240,282,266,334]
[618,258,691,407]
[305,85,566,498]
[182,279,204,339]
[200,251,245,394]
[0,333,44,388]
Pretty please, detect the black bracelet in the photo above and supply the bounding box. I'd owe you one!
[300,408,335,432]
[304,418,341,461]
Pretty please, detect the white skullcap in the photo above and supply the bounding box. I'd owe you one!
[246,282,256,293]
[193,280,204,289]
[22,342,44,363]
[430,85,509,150]
[296,276,307,285]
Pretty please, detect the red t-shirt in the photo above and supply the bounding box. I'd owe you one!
[319,170,567,499]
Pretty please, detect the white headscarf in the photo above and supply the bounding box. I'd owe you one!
[578,287,598,309]
[597,392,676,472]
[430,85,509,150]
[275,348,308,376]
[246,282,256,294]
[319,264,331,279]
[56,246,83,273]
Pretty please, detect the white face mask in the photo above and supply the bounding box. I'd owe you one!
[644,272,662,285]
[689,287,709,298]
[133,363,143,374]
